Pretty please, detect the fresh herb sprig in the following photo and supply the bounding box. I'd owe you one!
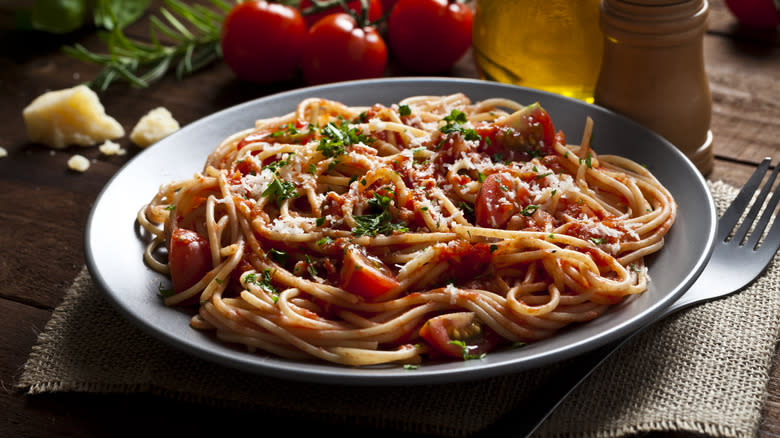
[63,0,230,91]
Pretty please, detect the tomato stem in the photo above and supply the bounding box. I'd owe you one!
[300,0,373,27]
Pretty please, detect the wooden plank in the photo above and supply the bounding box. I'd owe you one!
[0,179,89,309]
[705,35,780,164]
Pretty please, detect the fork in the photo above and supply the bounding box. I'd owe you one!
[479,157,780,438]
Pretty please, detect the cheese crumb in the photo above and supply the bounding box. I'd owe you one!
[130,107,180,148]
[23,85,125,149]
[0,147,7,158]
[67,154,90,172]
[98,139,126,156]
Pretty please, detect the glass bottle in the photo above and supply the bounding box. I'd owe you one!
[472,0,604,103]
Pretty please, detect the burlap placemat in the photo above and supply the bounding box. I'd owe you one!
[16,181,780,437]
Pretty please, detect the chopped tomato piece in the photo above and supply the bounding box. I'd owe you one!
[479,103,557,161]
[475,173,530,228]
[168,228,212,296]
[340,245,400,300]
[438,240,493,283]
[419,312,500,359]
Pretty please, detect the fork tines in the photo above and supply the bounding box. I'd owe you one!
[720,157,780,251]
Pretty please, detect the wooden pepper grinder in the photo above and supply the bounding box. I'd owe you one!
[595,0,713,175]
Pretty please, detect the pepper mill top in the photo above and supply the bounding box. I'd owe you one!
[595,0,713,175]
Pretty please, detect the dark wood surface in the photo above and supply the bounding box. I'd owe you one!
[1,1,778,436]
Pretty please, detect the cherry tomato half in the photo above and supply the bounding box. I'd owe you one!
[419,312,501,359]
[478,103,557,161]
[298,0,383,28]
[168,228,212,295]
[301,13,387,85]
[340,245,399,300]
[386,0,474,74]
[220,1,307,83]
[474,173,531,229]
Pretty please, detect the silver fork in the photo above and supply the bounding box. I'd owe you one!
[479,157,780,437]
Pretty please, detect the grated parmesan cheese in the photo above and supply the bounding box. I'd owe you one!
[67,154,90,172]
[242,168,276,199]
[270,216,317,235]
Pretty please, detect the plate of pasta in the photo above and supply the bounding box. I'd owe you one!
[85,77,716,385]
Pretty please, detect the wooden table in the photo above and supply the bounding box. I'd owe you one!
[1,1,778,436]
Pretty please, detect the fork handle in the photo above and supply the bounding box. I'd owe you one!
[476,328,645,437]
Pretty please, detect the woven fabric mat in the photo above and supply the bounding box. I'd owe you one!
[16,180,780,437]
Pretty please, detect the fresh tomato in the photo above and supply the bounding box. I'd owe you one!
[220,1,307,83]
[168,228,212,295]
[301,13,387,85]
[340,245,399,300]
[298,0,383,28]
[474,173,530,228]
[386,0,474,74]
[477,103,557,161]
[419,312,501,359]
[379,0,400,14]
[724,0,779,29]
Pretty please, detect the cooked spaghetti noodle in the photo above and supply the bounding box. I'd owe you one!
[138,94,676,366]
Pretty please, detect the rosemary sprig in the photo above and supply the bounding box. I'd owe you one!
[63,0,231,91]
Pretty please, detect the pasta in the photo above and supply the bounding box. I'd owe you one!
[138,93,676,367]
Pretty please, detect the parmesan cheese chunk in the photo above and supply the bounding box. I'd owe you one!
[67,154,90,172]
[23,85,125,149]
[98,139,126,156]
[130,107,180,148]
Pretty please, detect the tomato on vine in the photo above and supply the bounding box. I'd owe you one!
[386,0,474,74]
[301,12,387,85]
[220,1,307,83]
[298,0,383,28]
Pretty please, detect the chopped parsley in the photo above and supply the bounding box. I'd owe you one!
[440,109,481,141]
[268,248,289,266]
[316,236,333,247]
[304,254,318,277]
[449,340,486,361]
[520,204,539,216]
[352,192,409,237]
[579,152,593,169]
[399,104,412,116]
[270,122,300,138]
[262,152,294,173]
[535,172,553,180]
[590,237,608,245]
[317,121,374,158]
[245,269,279,302]
[262,176,298,208]
[157,283,175,298]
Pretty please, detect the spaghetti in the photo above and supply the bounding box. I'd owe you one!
[138,94,676,366]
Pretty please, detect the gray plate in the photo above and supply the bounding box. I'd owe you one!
[85,77,716,386]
